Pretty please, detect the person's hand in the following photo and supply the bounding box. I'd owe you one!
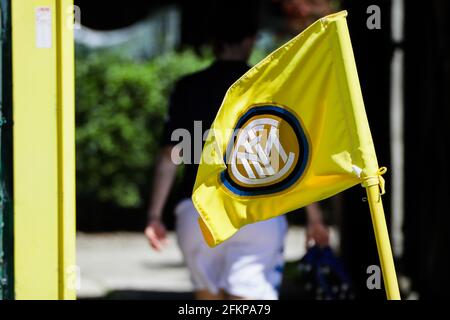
[144,219,168,251]
[306,220,330,249]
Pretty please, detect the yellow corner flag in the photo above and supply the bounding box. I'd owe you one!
[193,10,375,245]
[192,11,400,299]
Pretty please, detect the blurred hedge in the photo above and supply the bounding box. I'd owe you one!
[75,50,212,209]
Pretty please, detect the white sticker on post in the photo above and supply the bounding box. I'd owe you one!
[36,7,52,48]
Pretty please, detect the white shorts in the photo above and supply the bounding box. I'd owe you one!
[175,198,288,300]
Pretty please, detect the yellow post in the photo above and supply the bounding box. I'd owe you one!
[365,182,401,300]
[12,0,76,299]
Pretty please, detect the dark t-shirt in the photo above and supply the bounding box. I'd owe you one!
[161,60,250,201]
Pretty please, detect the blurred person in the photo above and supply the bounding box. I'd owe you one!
[144,6,287,300]
[144,2,329,300]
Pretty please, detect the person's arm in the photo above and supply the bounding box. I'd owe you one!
[144,145,178,251]
[305,202,330,248]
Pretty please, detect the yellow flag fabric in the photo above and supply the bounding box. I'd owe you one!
[192,11,380,247]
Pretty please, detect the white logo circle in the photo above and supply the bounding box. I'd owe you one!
[230,117,296,186]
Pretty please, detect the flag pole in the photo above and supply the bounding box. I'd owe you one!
[363,169,401,300]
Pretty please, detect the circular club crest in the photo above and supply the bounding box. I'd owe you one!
[221,105,309,196]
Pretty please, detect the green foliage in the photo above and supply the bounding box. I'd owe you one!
[75,50,212,208]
